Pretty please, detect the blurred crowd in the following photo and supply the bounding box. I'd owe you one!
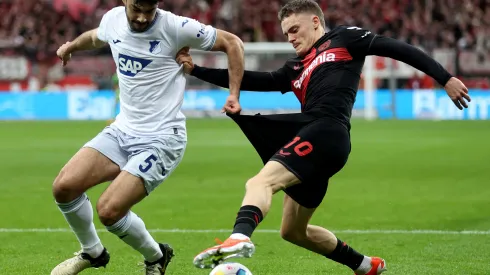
[1,0,489,61]
[0,0,488,90]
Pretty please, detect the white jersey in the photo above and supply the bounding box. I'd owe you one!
[97,7,217,136]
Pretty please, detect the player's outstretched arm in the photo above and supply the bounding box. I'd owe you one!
[208,30,244,96]
[56,28,106,66]
[207,30,244,113]
[70,28,106,51]
[176,48,291,93]
[366,36,471,109]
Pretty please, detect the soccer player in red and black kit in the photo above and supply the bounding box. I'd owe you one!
[177,0,470,274]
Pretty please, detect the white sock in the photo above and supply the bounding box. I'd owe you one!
[106,211,162,262]
[230,233,250,240]
[57,193,104,258]
[355,256,373,275]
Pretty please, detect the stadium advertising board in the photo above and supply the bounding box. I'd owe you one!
[0,90,488,120]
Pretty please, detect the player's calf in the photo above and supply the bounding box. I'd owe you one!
[280,224,338,254]
[280,225,313,247]
[194,162,301,269]
[98,172,169,266]
[286,226,381,275]
[52,148,119,266]
[229,162,298,240]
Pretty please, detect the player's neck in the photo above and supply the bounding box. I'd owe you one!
[315,27,326,41]
[310,29,326,48]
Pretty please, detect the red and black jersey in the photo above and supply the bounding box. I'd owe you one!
[277,26,377,126]
[191,25,452,129]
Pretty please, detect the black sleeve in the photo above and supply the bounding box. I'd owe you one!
[190,65,291,92]
[366,36,453,86]
[339,26,378,56]
[340,25,453,87]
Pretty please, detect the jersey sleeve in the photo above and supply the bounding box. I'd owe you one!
[172,16,217,51]
[338,26,377,57]
[367,36,453,86]
[191,64,291,92]
[96,9,114,42]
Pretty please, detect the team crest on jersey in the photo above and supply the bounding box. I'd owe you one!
[118,54,152,77]
[318,40,331,52]
[149,40,162,54]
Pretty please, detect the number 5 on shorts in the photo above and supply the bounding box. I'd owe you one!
[139,154,157,173]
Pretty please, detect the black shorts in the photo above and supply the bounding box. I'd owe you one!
[229,113,351,208]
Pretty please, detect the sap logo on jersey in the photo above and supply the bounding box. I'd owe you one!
[118,54,152,77]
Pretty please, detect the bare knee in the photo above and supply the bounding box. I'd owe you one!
[96,198,125,226]
[245,175,285,194]
[245,176,263,190]
[52,170,84,203]
[280,225,307,244]
[245,161,299,193]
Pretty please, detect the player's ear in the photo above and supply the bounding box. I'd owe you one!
[312,16,320,30]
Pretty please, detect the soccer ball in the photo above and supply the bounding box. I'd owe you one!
[209,262,252,275]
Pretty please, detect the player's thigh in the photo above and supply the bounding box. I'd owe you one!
[53,147,120,202]
[271,118,351,184]
[96,171,147,224]
[249,160,301,193]
[96,133,186,223]
[122,133,187,194]
[280,194,317,239]
[53,125,127,202]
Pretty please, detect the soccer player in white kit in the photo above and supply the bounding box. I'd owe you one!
[51,0,244,274]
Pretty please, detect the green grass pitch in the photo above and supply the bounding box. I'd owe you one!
[0,119,489,274]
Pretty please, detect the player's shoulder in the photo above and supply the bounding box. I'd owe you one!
[102,6,125,19]
[329,25,374,44]
[335,25,369,31]
[156,9,188,30]
[328,25,361,35]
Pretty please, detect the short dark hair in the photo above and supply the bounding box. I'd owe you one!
[134,0,161,5]
[278,0,326,29]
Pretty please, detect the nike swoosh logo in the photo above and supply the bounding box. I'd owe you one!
[113,39,121,44]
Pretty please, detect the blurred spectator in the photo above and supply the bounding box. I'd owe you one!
[1,0,489,59]
[0,0,488,90]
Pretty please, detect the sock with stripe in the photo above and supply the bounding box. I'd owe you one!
[57,193,104,258]
[325,238,371,273]
[231,205,263,239]
[106,211,162,262]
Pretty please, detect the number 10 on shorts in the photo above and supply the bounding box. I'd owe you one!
[279,136,313,157]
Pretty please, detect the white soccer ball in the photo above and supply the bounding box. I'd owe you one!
[209,262,253,275]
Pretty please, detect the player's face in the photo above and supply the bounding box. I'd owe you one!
[281,13,321,57]
[123,0,158,32]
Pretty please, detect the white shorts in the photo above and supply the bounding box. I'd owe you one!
[84,124,187,194]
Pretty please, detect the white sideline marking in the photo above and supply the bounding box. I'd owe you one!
[0,228,489,235]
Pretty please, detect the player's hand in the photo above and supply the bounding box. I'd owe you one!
[222,94,241,114]
[56,41,73,66]
[445,77,471,110]
[176,47,194,74]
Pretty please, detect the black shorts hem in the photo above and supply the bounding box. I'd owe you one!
[269,157,304,183]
